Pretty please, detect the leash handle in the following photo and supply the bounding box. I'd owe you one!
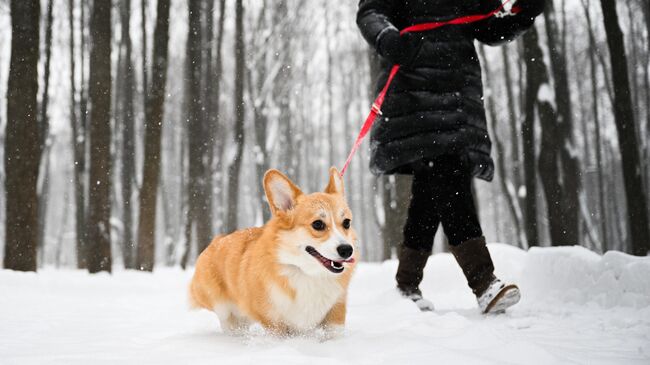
[340,0,518,177]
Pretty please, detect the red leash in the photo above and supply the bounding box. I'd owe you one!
[340,0,520,176]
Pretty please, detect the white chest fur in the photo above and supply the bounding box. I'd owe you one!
[268,268,343,331]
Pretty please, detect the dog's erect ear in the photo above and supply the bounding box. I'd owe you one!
[264,169,303,215]
[324,167,344,195]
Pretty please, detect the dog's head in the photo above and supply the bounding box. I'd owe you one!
[264,167,358,277]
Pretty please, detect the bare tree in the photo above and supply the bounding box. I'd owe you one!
[3,0,41,271]
[201,0,228,230]
[186,0,213,250]
[581,0,609,251]
[543,1,580,245]
[141,0,148,118]
[478,45,525,246]
[225,0,245,233]
[521,28,542,247]
[37,0,54,262]
[501,45,522,192]
[201,0,219,229]
[119,0,137,269]
[86,0,113,273]
[136,0,171,271]
[271,0,294,175]
[325,0,335,167]
[68,0,88,268]
[641,0,650,192]
[248,1,271,222]
[599,0,650,255]
[79,0,90,164]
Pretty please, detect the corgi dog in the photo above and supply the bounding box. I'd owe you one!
[189,167,358,336]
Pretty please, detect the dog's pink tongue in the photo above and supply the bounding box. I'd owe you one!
[345,258,356,264]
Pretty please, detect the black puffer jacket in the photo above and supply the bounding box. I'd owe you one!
[357,0,543,180]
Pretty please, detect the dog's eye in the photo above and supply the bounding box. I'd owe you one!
[311,220,326,231]
[342,219,351,229]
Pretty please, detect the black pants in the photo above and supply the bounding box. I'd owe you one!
[403,155,483,250]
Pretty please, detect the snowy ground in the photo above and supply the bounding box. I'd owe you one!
[1,244,649,364]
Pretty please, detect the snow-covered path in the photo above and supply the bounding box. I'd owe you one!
[1,244,649,364]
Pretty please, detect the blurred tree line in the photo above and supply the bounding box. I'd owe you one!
[0,0,649,272]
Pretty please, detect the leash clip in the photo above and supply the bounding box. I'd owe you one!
[371,103,383,116]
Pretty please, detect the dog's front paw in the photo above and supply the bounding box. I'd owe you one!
[320,325,345,341]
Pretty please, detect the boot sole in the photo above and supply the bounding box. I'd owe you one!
[413,297,435,312]
[484,284,520,314]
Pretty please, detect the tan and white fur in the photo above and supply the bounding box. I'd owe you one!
[189,167,358,336]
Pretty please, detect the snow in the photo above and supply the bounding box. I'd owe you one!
[537,83,556,107]
[1,244,649,364]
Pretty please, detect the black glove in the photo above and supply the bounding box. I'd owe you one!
[376,28,422,67]
[514,0,545,17]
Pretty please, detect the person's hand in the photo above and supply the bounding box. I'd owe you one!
[514,0,545,17]
[377,28,422,67]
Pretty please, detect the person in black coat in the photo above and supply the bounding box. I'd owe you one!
[357,0,545,313]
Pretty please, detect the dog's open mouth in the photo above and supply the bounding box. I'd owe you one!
[305,246,354,274]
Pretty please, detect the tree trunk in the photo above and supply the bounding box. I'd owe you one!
[543,1,580,245]
[225,0,245,233]
[38,0,53,153]
[201,0,217,229]
[209,0,227,228]
[625,2,641,128]
[68,0,88,269]
[201,0,214,145]
[325,0,335,167]
[86,0,113,273]
[136,0,171,271]
[537,98,567,247]
[79,0,89,160]
[247,1,270,222]
[179,121,191,269]
[381,175,412,260]
[160,178,174,265]
[37,142,52,265]
[641,0,650,196]
[605,143,626,251]
[643,4,650,198]
[581,0,609,251]
[37,0,54,262]
[599,0,650,256]
[249,39,270,222]
[119,0,137,269]
[521,28,540,247]
[526,23,568,247]
[501,45,522,190]
[54,183,71,268]
[4,0,41,271]
[479,45,525,246]
[272,0,294,175]
[186,0,213,249]
[141,0,148,115]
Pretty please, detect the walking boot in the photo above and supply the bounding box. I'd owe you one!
[395,244,435,311]
[449,237,520,314]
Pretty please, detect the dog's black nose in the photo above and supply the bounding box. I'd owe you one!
[337,244,353,259]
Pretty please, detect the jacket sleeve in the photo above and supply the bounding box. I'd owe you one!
[356,0,398,52]
[473,0,543,46]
